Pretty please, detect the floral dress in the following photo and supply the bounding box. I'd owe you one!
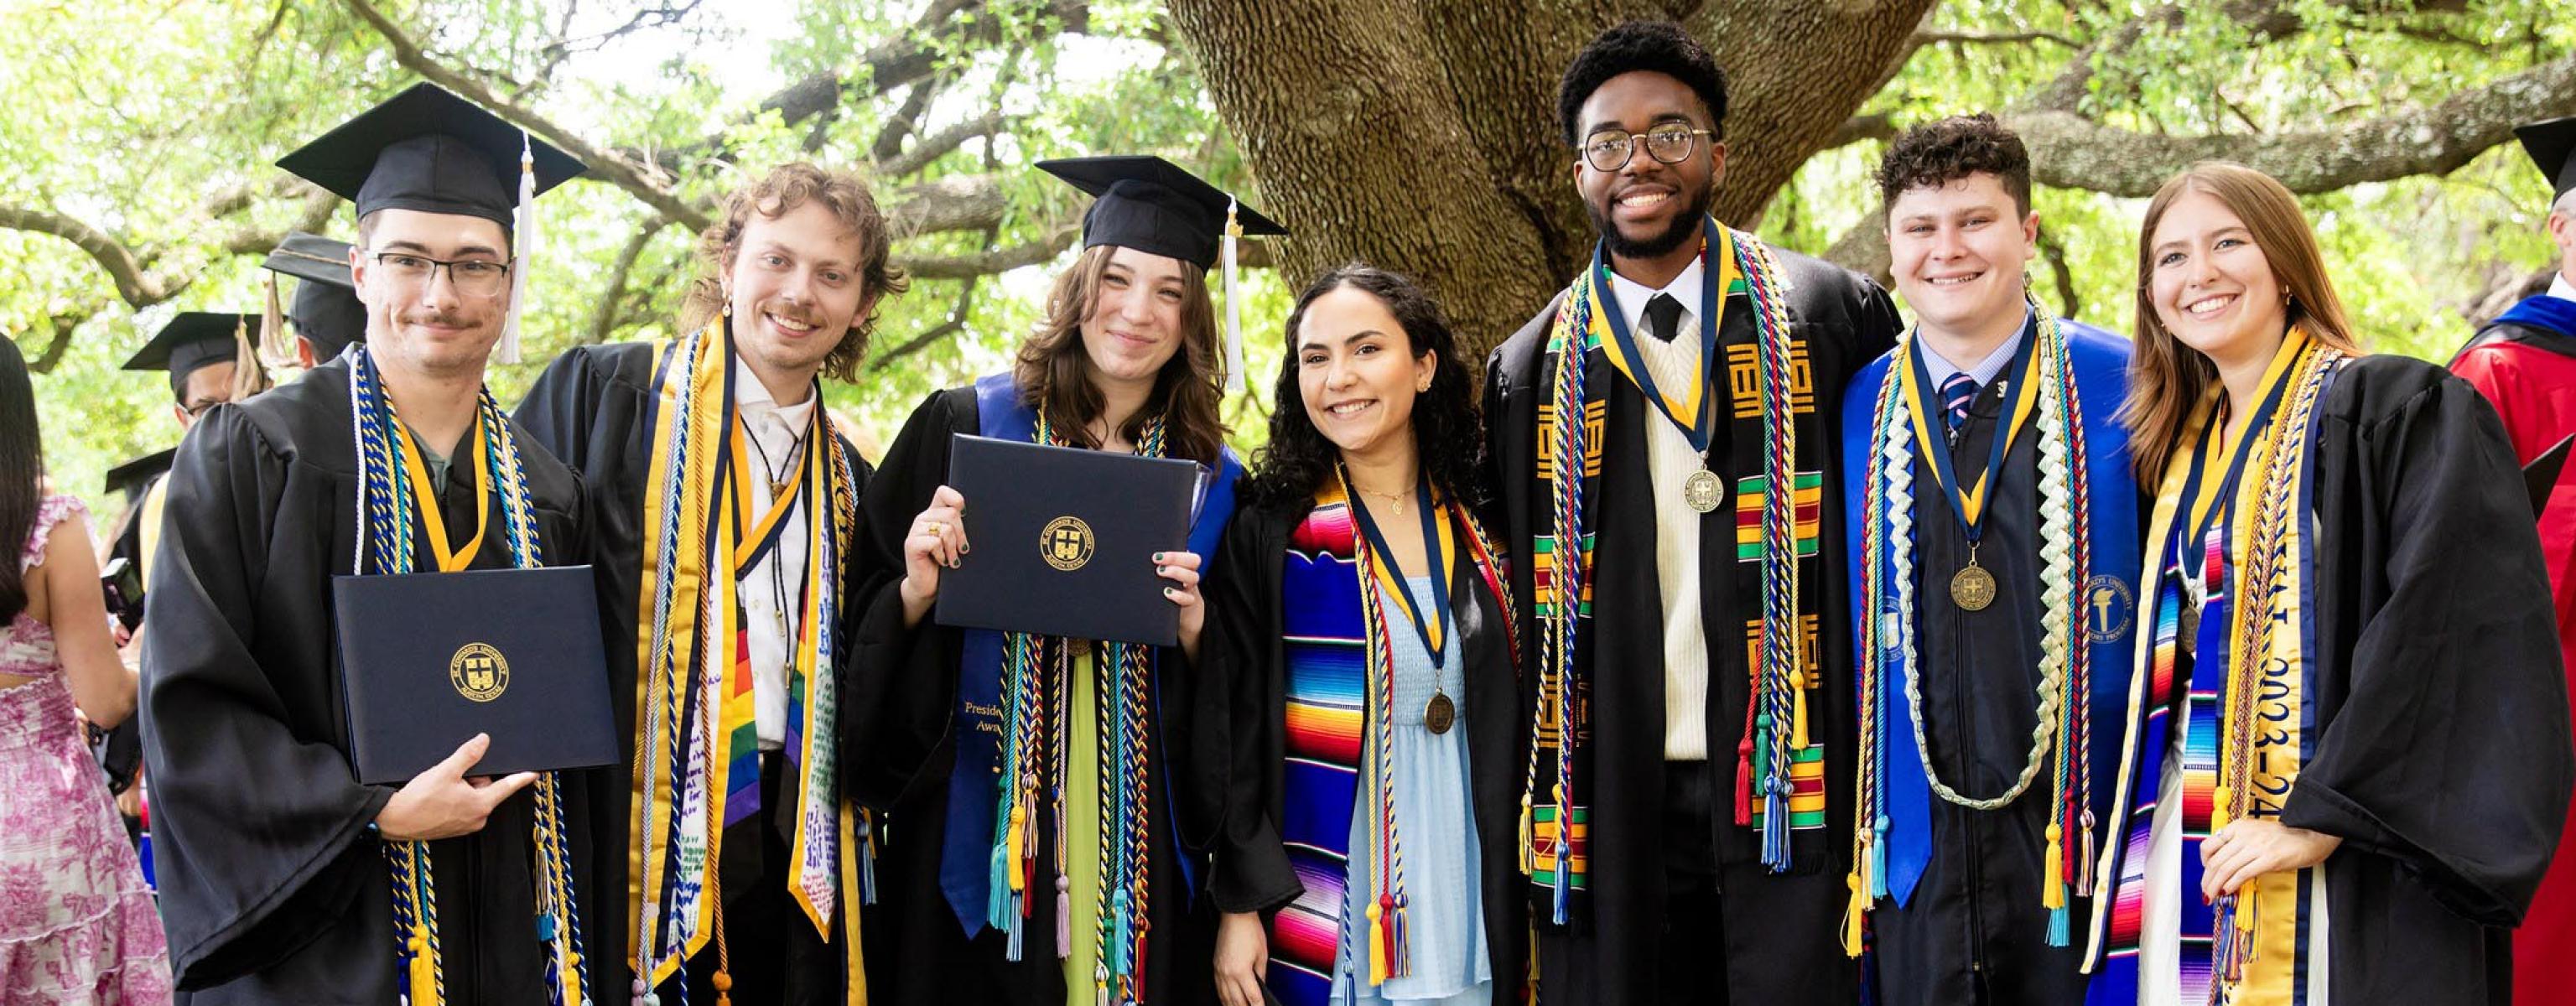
[1,495,171,1003]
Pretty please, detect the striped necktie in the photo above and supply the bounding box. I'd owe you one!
[1940,371,1980,443]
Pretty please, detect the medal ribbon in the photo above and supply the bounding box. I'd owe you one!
[1347,477,1458,671]
[394,412,491,573]
[1592,220,1742,452]
[1896,319,2042,547]
[2178,330,2312,563]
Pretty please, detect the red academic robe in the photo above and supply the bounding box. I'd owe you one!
[2452,309,2576,1004]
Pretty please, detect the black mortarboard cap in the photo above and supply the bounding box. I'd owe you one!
[102,449,174,500]
[122,313,255,398]
[1036,155,1285,269]
[2516,116,2576,203]
[261,232,366,360]
[276,82,584,230]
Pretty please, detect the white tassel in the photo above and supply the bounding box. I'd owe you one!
[497,130,537,366]
[1220,197,1245,396]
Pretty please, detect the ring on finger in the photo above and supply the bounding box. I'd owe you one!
[926,521,945,537]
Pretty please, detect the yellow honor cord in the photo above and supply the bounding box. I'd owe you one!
[394,411,491,573]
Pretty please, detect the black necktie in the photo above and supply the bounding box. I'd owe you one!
[1644,293,1684,343]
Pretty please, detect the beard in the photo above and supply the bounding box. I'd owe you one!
[1587,178,1716,260]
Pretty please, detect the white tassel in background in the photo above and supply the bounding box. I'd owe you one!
[1221,197,1246,396]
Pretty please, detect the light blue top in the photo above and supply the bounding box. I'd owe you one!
[1331,576,1492,1006]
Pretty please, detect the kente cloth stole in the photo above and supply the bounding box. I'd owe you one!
[626,319,865,1003]
[2085,333,2340,1006]
[348,347,588,1006]
[1519,217,1817,926]
[1267,480,1513,1006]
[1846,305,2099,956]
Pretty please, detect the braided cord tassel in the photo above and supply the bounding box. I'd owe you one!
[1844,359,1905,957]
[1735,234,1803,870]
[2029,314,2077,946]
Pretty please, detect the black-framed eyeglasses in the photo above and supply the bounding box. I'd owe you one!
[1579,124,1717,172]
[179,398,224,418]
[367,252,515,297]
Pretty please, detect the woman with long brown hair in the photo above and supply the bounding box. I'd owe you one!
[2080,161,2572,1004]
[847,156,1279,1006]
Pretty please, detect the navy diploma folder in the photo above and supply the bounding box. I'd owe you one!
[935,434,1204,646]
[331,565,619,785]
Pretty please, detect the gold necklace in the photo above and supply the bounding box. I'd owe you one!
[1353,480,1416,516]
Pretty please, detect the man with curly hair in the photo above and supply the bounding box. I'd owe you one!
[1480,20,1901,1005]
[1836,112,2142,1005]
[518,161,906,1004]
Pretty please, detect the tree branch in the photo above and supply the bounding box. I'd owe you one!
[2014,53,2576,197]
[871,79,942,164]
[877,111,1006,179]
[1828,112,1898,150]
[0,204,169,305]
[897,221,1079,279]
[339,0,712,232]
[589,216,673,345]
[870,274,984,371]
[1911,28,2080,49]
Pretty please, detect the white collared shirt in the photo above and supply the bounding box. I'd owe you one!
[735,356,818,752]
[1918,309,2031,389]
[1605,258,1719,760]
[2550,271,2574,303]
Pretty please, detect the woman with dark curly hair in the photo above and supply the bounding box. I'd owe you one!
[1194,265,1522,1006]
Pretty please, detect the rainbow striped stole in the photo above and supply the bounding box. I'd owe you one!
[626,321,862,999]
[1268,496,1371,1006]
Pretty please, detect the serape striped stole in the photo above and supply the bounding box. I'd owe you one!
[2086,335,2337,1006]
[1268,496,1372,1006]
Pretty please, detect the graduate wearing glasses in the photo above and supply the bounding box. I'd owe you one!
[139,83,600,1003]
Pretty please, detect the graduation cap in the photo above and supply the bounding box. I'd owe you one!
[276,82,586,363]
[259,231,366,363]
[122,313,262,401]
[2516,116,2576,204]
[102,449,174,503]
[1036,155,1288,394]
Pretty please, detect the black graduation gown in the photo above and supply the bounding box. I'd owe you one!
[140,355,605,1003]
[845,386,1218,1006]
[514,341,870,1003]
[1865,377,2099,1004]
[2272,355,2573,1002]
[1188,494,1528,997]
[1480,247,1899,1006]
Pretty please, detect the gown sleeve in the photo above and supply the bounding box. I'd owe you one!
[2283,367,2576,926]
[512,345,608,464]
[1193,509,1301,914]
[139,406,392,985]
[840,389,971,807]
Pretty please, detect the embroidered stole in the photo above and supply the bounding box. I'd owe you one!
[1520,217,1816,926]
[2085,332,2340,1005]
[349,348,587,1006]
[626,320,863,999]
[1268,481,1513,1006]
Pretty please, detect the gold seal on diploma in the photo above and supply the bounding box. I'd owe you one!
[1041,516,1095,572]
[449,642,510,703]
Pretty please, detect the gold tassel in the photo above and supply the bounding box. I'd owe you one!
[1517,796,1535,874]
[2041,822,2065,910]
[1790,677,1811,750]
[1366,899,1389,984]
[1841,871,1868,958]
[1004,804,1028,893]
[408,929,438,1005]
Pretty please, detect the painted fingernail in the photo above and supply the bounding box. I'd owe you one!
[1163,587,1178,598]
[1152,552,1166,563]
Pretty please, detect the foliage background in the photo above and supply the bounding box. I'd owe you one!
[7,0,2568,525]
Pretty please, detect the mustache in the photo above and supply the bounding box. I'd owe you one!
[398,310,477,329]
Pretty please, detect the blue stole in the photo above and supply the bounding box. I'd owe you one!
[1836,318,2143,907]
[936,371,1244,934]
[2496,293,2576,340]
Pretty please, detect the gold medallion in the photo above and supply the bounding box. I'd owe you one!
[1682,468,1724,514]
[1424,692,1456,735]
[1950,562,1997,612]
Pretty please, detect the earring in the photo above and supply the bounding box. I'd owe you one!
[722,300,733,318]
[1417,380,1431,392]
